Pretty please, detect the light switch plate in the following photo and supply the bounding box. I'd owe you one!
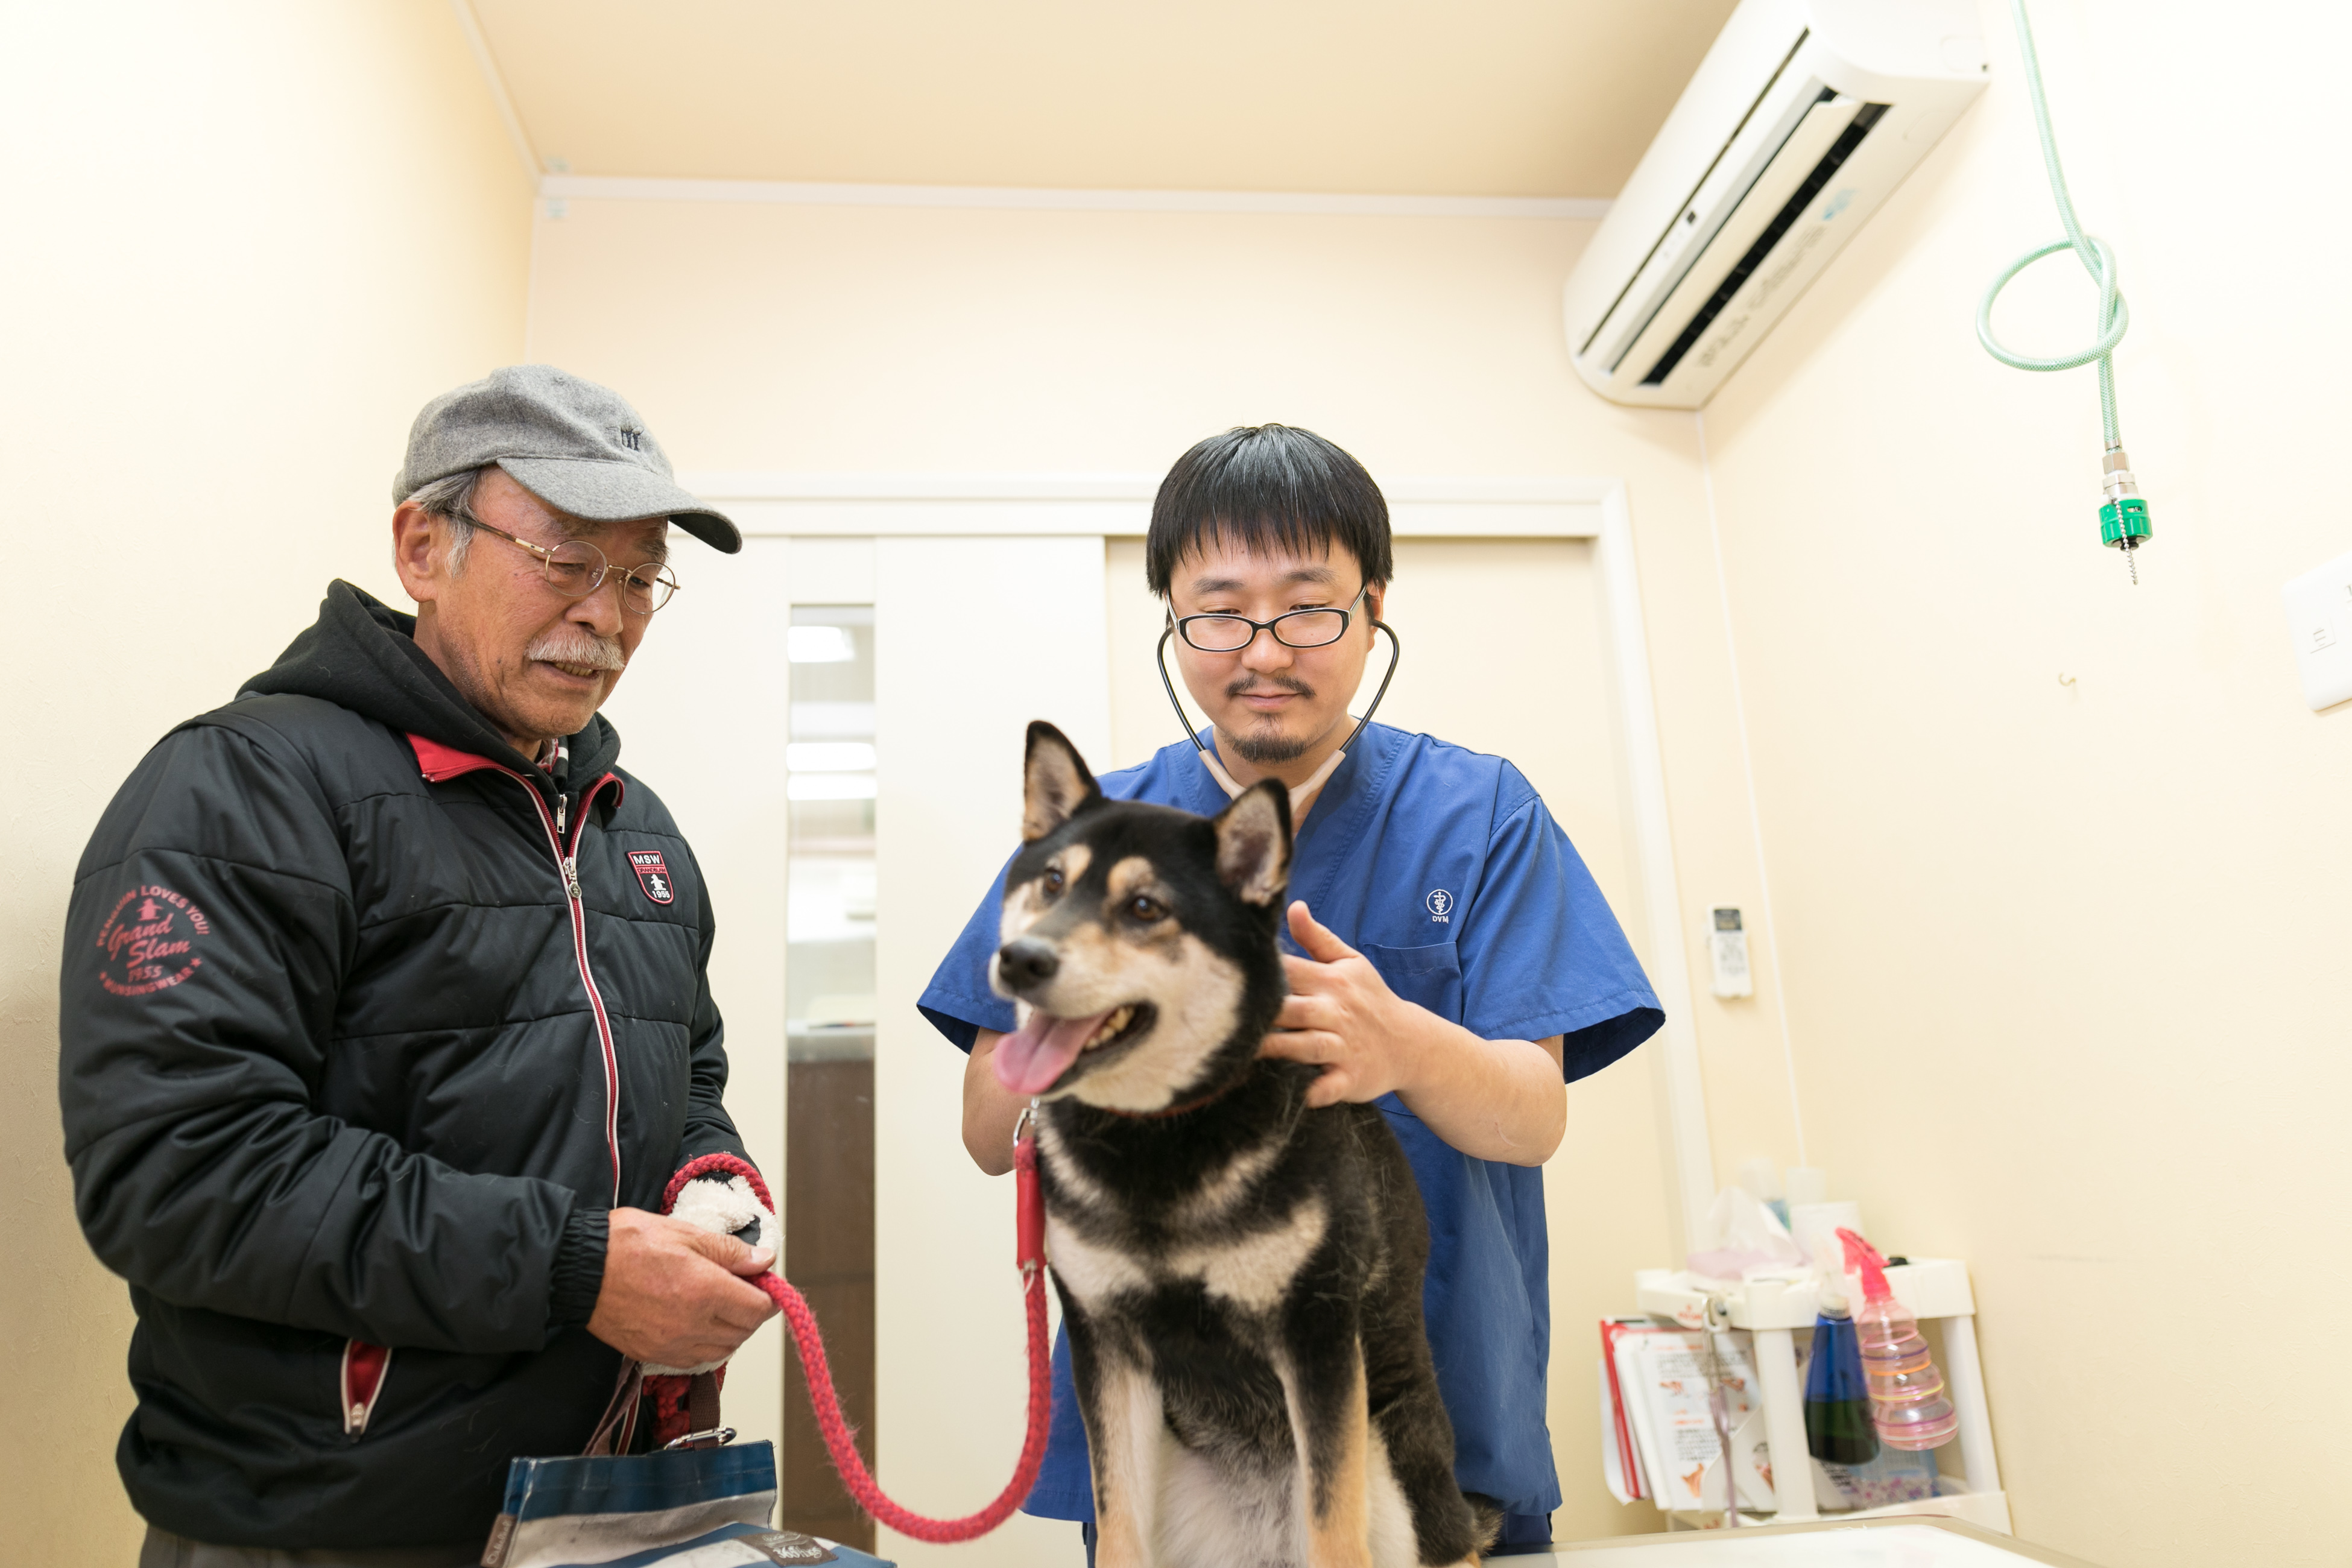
[2282,549,2352,712]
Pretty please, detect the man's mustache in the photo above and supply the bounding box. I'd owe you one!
[526,627,627,672]
[1226,672,1314,701]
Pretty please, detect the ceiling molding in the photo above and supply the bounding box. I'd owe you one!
[449,0,540,180]
[542,175,1610,221]
[675,472,1614,538]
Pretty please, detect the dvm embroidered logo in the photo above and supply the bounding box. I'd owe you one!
[96,885,212,997]
[1425,888,1453,921]
[628,849,675,905]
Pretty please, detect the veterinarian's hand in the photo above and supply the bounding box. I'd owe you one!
[1260,901,1432,1108]
[1260,903,1569,1163]
[587,1208,779,1368]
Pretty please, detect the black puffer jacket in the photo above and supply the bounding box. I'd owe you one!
[58,581,750,1550]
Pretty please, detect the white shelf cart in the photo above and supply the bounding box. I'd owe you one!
[1630,1260,2008,1532]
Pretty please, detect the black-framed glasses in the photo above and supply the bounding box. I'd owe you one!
[460,513,681,615]
[1169,584,1367,653]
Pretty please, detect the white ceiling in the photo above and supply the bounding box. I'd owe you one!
[469,0,1739,198]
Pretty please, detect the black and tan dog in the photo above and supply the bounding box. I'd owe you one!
[990,721,1491,1567]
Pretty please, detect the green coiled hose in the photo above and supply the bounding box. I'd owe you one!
[1974,0,2150,577]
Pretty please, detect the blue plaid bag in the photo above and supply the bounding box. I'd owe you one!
[479,1367,893,1568]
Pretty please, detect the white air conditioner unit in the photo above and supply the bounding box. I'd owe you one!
[1563,0,1987,408]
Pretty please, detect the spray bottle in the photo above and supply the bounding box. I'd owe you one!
[1801,1250,1877,1465]
[1836,1228,1958,1450]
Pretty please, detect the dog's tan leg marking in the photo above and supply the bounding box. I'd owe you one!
[1283,1345,1373,1568]
[1087,1356,1165,1568]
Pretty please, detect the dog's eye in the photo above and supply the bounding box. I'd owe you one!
[1125,894,1165,922]
[1042,867,1065,897]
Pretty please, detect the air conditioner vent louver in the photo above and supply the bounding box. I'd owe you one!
[1563,0,1986,409]
[1640,101,1887,387]
[1576,31,1813,364]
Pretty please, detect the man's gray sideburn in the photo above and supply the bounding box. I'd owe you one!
[402,467,485,573]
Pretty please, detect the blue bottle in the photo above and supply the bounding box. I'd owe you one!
[1803,1301,1879,1465]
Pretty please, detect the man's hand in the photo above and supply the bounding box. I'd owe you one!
[1260,902,1422,1108]
[587,1208,778,1368]
[1259,900,1570,1165]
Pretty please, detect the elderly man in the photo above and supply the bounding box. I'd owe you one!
[60,367,777,1566]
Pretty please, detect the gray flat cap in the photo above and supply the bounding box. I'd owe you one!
[394,365,741,554]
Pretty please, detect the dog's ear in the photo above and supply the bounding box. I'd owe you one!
[1212,779,1291,905]
[1022,721,1101,842]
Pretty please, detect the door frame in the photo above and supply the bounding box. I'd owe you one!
[686,470,1715,1243]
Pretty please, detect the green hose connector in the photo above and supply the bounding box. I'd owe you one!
[2098,446,2149,581]
[2099,499,2149,549]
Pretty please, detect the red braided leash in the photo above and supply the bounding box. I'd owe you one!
[663,1136,1053,1543]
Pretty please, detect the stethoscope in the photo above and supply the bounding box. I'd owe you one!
[1153,611,1402,820]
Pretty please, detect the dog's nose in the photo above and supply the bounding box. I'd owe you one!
[997,938,1060,988]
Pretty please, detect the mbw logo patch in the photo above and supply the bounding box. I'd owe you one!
[628,850,675,905]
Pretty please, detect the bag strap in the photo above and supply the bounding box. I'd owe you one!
[583,1360,645,1458]
[584,1364,730,1455]
[684,1370,724,1449]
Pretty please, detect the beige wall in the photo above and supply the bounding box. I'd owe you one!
[526,194,1802,1549]
[1698,2,2352,1563]
[0,2,534,1555]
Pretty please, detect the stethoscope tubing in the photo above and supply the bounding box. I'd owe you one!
[1154,618,1402,790]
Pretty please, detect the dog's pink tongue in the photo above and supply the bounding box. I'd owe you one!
[994,1008,1113,1095]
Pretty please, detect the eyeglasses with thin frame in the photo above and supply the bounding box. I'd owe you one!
[1169,584,1368,653]
[458,513,681,615]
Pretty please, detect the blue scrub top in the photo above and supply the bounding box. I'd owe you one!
[917,721,1663,1529]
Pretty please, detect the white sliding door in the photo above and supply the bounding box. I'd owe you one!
[1356,539,1676,1546]
[596,533,792,1455]
[873,535,1109,1566]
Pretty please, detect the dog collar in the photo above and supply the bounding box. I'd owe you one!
[1095,1074,1246,1121]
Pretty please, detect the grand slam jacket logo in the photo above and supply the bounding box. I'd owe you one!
[96,885,212,997]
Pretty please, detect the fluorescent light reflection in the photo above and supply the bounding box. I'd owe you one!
[787,625,856,663]
[788,774,878,801]
[787,741,877,773]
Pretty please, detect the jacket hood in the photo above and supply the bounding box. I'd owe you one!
[243,580,622,783]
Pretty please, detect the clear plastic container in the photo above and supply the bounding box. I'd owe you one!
[1838,1228,1957,1451]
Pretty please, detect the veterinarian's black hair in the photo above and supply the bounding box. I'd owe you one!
[1145,425,1393,596]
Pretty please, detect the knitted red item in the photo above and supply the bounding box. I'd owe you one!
[659,1148,1052,1542]
[642,1154,771,1446]
[642,1365,724,1448]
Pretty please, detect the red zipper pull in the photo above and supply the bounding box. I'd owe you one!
[1013,1105,1043,1279]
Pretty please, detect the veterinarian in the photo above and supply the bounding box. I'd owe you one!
[924,424,1665,1557]
[58,367,778,1567]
